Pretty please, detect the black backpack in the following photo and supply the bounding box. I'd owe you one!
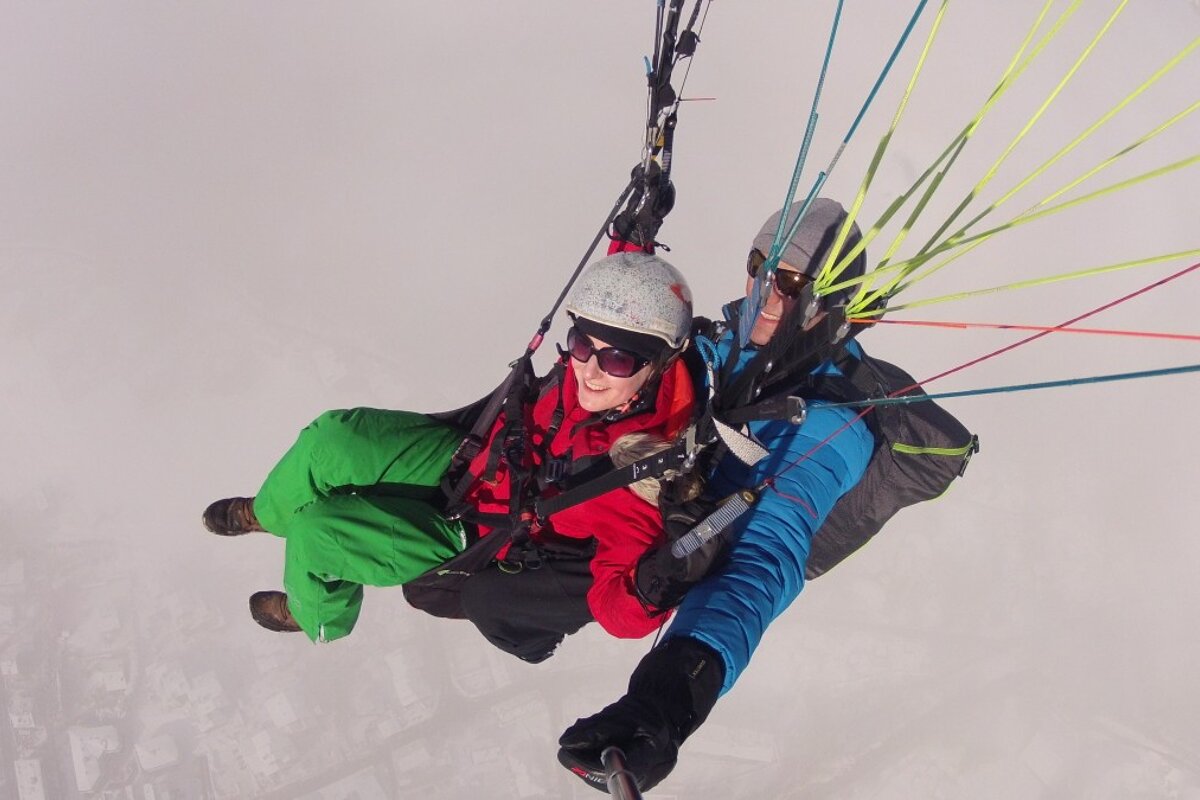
[800,350,979,578]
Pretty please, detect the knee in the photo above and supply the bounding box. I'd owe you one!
[300,408,364,452]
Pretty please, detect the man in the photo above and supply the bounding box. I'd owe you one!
[557,198,877,793]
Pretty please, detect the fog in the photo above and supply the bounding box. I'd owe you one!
[3,2,1198,798]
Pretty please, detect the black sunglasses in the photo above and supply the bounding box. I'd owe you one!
[566,327,649,379]
[746,249,813,299]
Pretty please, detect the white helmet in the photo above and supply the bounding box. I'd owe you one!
[564,252,693,351]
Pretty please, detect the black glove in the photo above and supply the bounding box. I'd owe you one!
[558,637,724,794]
[634,492,729,611]
[557,694,677,793]
[612,163,676,248]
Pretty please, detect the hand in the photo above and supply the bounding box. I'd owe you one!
[634,494,728,610]
[557,696,679,794]
[557,638,724,794]
[612,163,676,247]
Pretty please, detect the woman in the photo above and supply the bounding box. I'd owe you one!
[202,252,695,645]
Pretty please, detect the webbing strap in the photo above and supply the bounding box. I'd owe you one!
[723,285,822,410]
[719,394,808,427]
[533,433,694,522]
[442,363,526,514]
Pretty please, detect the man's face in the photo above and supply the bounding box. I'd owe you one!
[744,253,810,346]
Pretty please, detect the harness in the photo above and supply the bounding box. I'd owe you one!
[437,355,706,572]
[432,0,712,567]
[674,299,980,578]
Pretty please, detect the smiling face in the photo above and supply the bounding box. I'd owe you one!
[569,333,654,413]
[745,261,807,346]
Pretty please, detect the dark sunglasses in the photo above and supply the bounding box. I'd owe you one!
[746,249,813,299]
[565,326,649,379]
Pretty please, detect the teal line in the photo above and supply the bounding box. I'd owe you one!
[844,0,930,141]
[819,363,1200,408]
[768,0,845,267]
[777,0,932,268]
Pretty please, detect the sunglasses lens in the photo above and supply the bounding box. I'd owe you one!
[567,327,591,362]
[566,327,643,378]
[774,269,809,298]
[596,350,639,378]
[747,251,808,297]
[746,249,766,279]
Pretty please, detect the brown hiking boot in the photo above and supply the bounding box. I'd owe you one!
[249,591,302,633]
[202,497,264,536]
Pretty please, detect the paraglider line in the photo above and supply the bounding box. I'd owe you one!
[762,260,1200,489]
[822,363,1200,409]
[914,261,1200,388]
[852,318,1200,342]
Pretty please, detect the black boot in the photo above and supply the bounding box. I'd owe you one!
[249,591,302,633]
[558,636,724,793]
[202,497,264,536]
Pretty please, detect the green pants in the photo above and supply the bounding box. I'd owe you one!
[253,408,467,643]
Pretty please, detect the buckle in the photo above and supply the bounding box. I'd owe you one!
[786,396,807,425]
[543,457,568,485]
[959,435,981,477]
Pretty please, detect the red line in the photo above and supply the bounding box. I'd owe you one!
[915,261,1200,389]
[855,318,1200,342]
[764,261,1200,491]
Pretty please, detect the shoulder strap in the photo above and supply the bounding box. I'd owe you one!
[441,359,533,515]
[532,429,696,521]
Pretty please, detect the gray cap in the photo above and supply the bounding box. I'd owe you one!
[751,197,862,280]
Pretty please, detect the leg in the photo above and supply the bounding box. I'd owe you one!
[253,408,462,535]
[459,554,595,662]
[280,493,466,642]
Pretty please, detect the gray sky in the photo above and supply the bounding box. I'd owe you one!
[3,2,1199,798]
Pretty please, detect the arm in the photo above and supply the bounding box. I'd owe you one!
[555,489,673,639]
[668,403,874,691]
[559,403,873,790]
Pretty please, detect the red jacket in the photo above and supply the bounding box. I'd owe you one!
[462,357,694,638]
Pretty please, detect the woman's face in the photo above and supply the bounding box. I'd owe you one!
[569,332,654,413]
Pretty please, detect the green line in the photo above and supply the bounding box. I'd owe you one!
[866,49,1200,309]
[870,42,1200,305]
[827,0,1060,286]
[869,0,1067,275]
[914,0,1114,259]
[816,0,949,292]
[824,0,1071,305]
[954,34,1200,239]
[879,152,1200,297]
[853,249,1200,315]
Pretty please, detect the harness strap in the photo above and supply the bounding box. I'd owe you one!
[720,394,808,427]
[719,300,848,413]
[441,364,525,515]
[533,430,696,522]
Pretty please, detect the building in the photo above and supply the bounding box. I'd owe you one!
[68,725,121,793]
